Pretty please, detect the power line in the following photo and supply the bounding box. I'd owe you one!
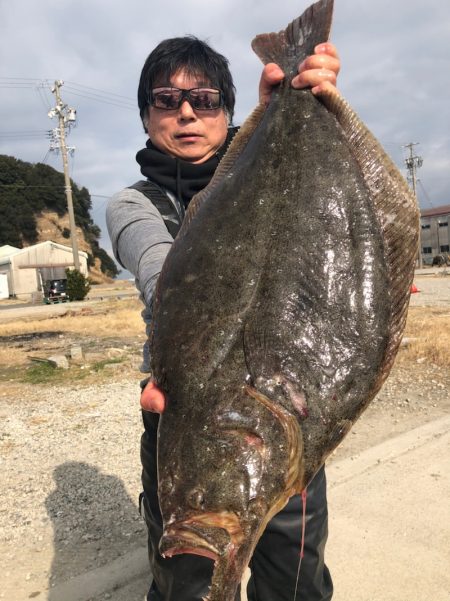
[40,149,51,165]
[0,184,67,189]
[0,83,39,88]
[57,88,136,110]
[0,77,136,110]
[36,85,52,112]
[0,184,113,203]
[417,179,434,208]
[64,80,134,102]
[40,78,135,110]
[0,77,41,81]
[90,197,110,217]
[0,130,51,138]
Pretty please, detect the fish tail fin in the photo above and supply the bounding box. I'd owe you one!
[251,0,334,76]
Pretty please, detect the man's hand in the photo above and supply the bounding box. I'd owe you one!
[258,42,340,105]
[141,380,166,413]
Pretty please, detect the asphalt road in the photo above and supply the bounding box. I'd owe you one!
[0,288,139,323]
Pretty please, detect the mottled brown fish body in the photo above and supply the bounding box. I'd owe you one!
[151,0,419,599]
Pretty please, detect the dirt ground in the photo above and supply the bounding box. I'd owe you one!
[0,271,449,601]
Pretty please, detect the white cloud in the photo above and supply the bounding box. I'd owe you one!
[1,0,449,257]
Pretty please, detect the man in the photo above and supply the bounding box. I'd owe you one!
[107,35,340,600]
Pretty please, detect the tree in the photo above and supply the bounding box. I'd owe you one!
[0,154,116,277]
[65,268,91,301]
[93,247,120,278]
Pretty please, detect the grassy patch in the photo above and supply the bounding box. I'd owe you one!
[91,357,124,372]
[20,357,128,385]
[0,297,144,389]
[22,362,65,384]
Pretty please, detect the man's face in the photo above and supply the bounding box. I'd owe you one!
[146,70,229,164]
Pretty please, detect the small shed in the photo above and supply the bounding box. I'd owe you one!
[0,241,88,300]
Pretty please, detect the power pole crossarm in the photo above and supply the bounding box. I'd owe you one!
[48,80,80,272]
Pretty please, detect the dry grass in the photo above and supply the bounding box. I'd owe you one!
[0,347,26,365]
[399,307,450,367]
[0,298,145,389]
[0,298,144,338]
[0,298,448,388]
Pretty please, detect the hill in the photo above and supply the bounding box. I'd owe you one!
[0,154,118,282]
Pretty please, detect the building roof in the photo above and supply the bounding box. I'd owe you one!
[421,204,450,218]
[0,245,20,258]
[0,240,88,259]
[0,240,88,266]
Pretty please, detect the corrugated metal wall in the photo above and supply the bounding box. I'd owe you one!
[5,242,88,299]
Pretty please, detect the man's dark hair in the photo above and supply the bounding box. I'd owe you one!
[138,36,236,130]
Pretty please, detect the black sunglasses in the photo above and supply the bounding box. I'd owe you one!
[149,87,224,111]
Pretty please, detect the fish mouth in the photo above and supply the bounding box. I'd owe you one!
[160,528,220,561]
[160,511,244,562]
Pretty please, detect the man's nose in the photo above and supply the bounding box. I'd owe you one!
[178,99,196,120]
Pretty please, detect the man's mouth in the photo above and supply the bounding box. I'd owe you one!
[175,133,202,140]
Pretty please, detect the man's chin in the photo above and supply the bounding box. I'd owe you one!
[172,144,217,164]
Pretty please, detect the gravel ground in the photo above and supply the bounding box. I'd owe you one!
[1,379,147,600]
[410,269,450,306]
[1,272,449,601]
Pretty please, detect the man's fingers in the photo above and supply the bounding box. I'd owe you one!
[259,63,285,105]
[292,68,337,90]
[140,380,166,413]
[297,54,341,77]
[314,42,339,59]
[293,41,340,90]
[257,42,340,103]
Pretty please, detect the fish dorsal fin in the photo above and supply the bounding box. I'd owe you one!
[251,0,334,76]
[318,84,419,385]
[176,101,267,238]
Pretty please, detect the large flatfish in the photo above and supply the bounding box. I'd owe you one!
[150,0,419,598]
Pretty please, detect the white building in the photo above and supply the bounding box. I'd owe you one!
[0,241,88,300]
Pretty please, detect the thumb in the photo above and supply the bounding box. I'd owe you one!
[259,63,285,105]
[140,380,166,413]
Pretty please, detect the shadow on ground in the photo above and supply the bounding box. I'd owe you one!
[45,461,149,600]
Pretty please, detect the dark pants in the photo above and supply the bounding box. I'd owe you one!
[141,410,333,601]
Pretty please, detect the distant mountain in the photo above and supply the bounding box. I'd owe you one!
[0,154,118,281]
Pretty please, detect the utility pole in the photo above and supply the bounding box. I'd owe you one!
[48,80,80,271]
[404,142,423,269]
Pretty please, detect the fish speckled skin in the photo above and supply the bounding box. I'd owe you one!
[150,0,419,598]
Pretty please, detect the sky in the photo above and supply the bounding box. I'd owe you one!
[1,0,449,276]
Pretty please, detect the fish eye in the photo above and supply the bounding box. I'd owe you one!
[188,488,206,510]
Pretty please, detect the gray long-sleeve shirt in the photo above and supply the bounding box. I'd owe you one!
[106,186,174,371]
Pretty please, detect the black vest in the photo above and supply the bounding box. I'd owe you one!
[128,180,184,238]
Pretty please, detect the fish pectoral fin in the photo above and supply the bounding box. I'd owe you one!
[318,83,419,380]
[253,375,309,420]
[279,378,309,419]
[243,326,308,419]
